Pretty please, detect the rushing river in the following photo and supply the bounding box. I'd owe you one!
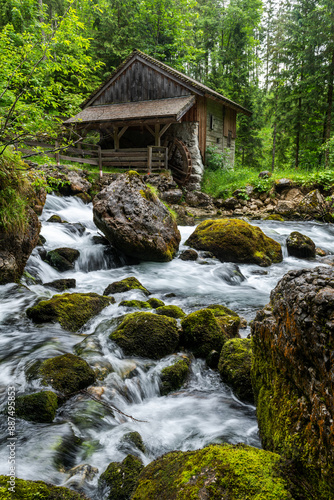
[1,194,334,498]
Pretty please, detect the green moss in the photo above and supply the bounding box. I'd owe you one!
[110,312,179,360]
[16,391,58,423]
[180,309,226,358]
[218,338,254,402]
[161,356,191,395]
[104,277,150,296]
[206,304,241,339]
[131,444,293,499]
[119,300,151,309]
[38,353,96,395]
[99,454,144,500]
[26,292,114,332]
[185,219,282,267]
[45,248,80,272]
[140,186,158,202]
[264,214,285,221]
[156,305,185,319]
[120,432,146,454]
[0,475,87,499]
[147,298,165,308]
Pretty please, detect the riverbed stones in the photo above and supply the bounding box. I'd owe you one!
[103,277,150,296]
[45,247,80,272]
[119,300,151,309]
[131,444,293,499]
[43,278,76,291]
[297,189,327,219]
[26,292,114,332]
[99,454,144,500]
[218,338,253,402]
[93,171,181,262]
[179,249,198,261]
[160,355,191,395]
[38,353,96,395]
[16,391,58,422]
[110,312,179,359]
[286,231,316,258]
[251,266,334,498]
[147,297,165,308]
[185,219,282,267]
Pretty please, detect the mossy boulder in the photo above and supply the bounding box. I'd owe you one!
[161,356,191,395]
[93,171,181,262]
[38,353,96,395]
[156,305,185,319]
[264,214,285,221]
[0,475,87,499]
[179,249,198,261]
[119,431,146,454]
[180,309,225,358]
[119,300,151,309]
[185,218,282,267]
[206,304,241,339]
[16,391,58,423]
[104,277,150,296]
[218,338,253,402]
[131,444,293,499]
[110,312,179,360]
[147,297,165,308]
[26,292,114,332]
[251,267,334,498]
[43,278,76,291]
[286,231,316,258]
[45,247,80,272]
[47,214,64,223]
[99,454,144,500]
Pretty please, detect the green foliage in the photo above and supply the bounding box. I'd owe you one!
[205,145,231,172]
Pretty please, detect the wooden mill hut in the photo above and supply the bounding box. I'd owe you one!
[65,49,251,188]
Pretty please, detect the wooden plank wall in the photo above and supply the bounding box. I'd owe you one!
[223,107,237,138]
[94,61,191,105]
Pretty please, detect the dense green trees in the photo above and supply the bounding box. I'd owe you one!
[0,0,333,168]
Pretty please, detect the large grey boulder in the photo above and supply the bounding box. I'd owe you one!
[93,171,181,262]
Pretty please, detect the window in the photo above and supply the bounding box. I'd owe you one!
[209,114,213,130]
[227,130,232,148]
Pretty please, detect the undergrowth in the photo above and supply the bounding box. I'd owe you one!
[202,165,334,198]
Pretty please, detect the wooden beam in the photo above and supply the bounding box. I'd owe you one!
[155,124,160,146]
[145,125,155,137]
[118,126,128,140]
[113,127,119,149]
[159,123,171,138]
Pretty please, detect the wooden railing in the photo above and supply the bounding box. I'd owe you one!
[18,140,168,175]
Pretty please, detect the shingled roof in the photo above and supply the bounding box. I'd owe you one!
[81,50,251,116]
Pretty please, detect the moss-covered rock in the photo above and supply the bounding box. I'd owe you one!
[251,267,334,498]
[104,277,150,296]
[99,454,144,500]
[0,475,87,499]
[43,278,76,291]
[264,214,285,221]
[179,249,198,261]
[161,356,191,395]
[47,214,64,223]
[120,431,146,454]
[119,300,151,309]
[110,312,179,360]
[286,231,316,258]
[156,305,185,319]
[16,391,58,423]
[26,292,114,332]
[38,353,96,395]
[206,304,241,339]
[218,338,253,402]
[45,247,80,272]
[147,297,165,308]
[180,309,230,358]
[131,443,293,499]
[185,218,282,267]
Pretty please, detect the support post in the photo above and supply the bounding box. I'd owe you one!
[113,127,119,149]
[155,124,160,146]
[98,146,102,178]
[147,146,152,174]
[164,147,168,170]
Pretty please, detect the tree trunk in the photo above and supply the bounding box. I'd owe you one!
[324,49,334,167]
[272,121,277,172]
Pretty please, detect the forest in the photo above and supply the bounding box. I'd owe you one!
[0,0,333,174]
